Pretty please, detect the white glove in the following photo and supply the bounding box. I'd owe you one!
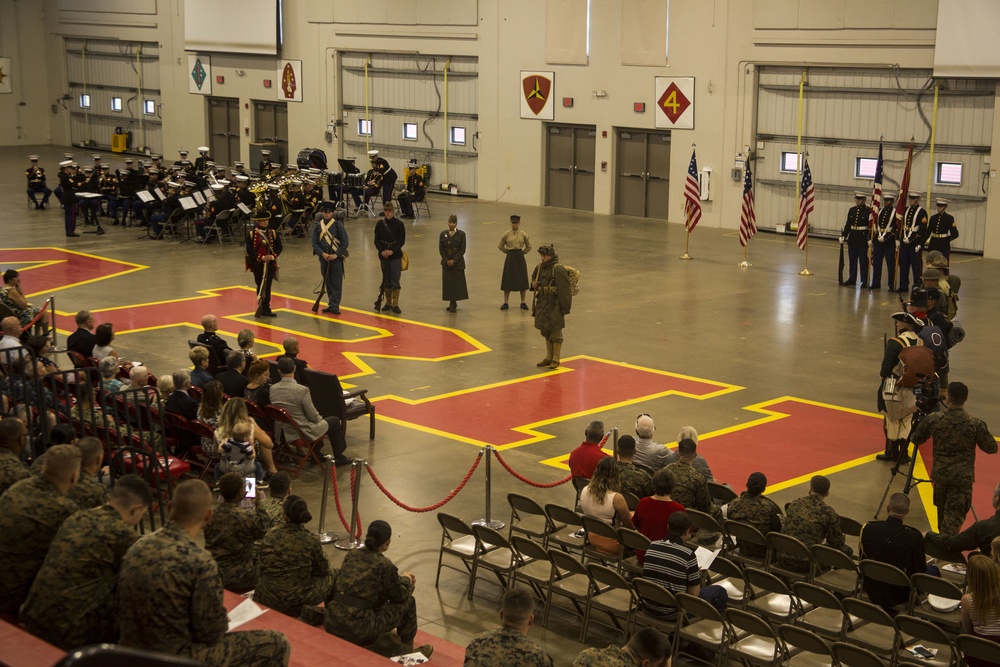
[867,240,873,247]
[915,245,922,252]
[838,236,845,243]
[895,240,901,248]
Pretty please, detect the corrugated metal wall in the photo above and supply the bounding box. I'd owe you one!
[65,38,161,155]
[754,66,994,252]
[340,52,479,195]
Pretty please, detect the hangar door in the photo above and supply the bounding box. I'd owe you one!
[754,66,993,253]
[65,38,161,155]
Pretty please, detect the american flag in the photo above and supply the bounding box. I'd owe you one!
[868,141,883,231]
[739,164,757,247]
[683,149,702,232]
[795,158,815,250]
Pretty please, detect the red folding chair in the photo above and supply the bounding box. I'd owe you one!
[263,404,326,479]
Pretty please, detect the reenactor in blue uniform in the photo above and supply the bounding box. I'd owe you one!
[840,192,872,287]
[311,202,349,314]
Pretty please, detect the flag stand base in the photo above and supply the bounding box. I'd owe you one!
[679,253,692,260]
[799,267,813,275]
[739,260,751,268]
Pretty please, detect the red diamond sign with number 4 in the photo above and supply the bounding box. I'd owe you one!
[658,83,690,123]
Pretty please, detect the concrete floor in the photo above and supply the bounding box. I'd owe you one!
[4,145,1000,665]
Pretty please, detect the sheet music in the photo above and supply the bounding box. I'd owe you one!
[192,191,206,205]
[202,188,214,199]
[179,196,198,210]
[136,190,155,203]
[237,202,251,214]
[153,188,166,200]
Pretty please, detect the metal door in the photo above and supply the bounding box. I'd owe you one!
[615,129,670,218]
[545,124,596,211]
[254,101,289,151]
[207,97,240,167]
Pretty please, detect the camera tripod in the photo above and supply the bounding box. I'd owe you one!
[873,408,931,519]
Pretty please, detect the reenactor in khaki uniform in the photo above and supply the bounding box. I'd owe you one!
[726,472,783,558]
[20,475,152,649]
[0,445,81,614]
[117,479,290,666]
[203,472,272,591]
[325,520,432,658]
[0,417,30,497]
[911,382,996,536]
[616,436,653,500]
[779,475,852,571]
[254,496,335,619]
[464,588,553,667]
[531,244,572,369]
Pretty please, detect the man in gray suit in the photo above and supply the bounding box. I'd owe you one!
[268,357,350,466]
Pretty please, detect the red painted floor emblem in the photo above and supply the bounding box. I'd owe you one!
[0,247,144,297]
[373,356,739,449]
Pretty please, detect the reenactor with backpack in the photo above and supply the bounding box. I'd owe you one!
[530,244,572,370]
[876,312,935,462]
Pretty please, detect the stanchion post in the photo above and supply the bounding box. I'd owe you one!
[472,446,504,530]
[316,454,337,544]
[335,458,365,550]
[611,427,619,459]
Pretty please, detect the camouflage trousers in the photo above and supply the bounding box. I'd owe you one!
[325,595,418,650]
[189,630,290,667]
[933,482,972,537]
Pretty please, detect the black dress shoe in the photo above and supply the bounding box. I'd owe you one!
[391,305,401,314]
[333,456,353,467]
[520,303,529,310]
[840,282,855,287]
[66,233,80,237]
[262,310,277,317]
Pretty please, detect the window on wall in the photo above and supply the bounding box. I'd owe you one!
[79,94,91,108]
[855,157,878,178]
[143,100,156,115]
[937,162,963,185]
[450,127,466,146]
[357,118,372,137]
[402,123,417,141]
[111,97,123,112]
[780,152,801,173]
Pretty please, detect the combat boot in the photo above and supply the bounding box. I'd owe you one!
[875,438,894,461]
[537,341,553,367]
[547,342,562,370]
[391,289,401,314]
[895,440,910,463]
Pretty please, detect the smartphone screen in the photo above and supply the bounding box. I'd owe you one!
[244,477,256,499]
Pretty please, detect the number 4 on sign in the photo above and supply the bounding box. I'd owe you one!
[655,77,694,129]
[661,89,680,115]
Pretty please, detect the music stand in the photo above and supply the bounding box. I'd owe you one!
[336,159,361,212]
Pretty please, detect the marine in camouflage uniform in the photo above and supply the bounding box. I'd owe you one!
[203,500,272,591]
[118,520,289,666]
[254,521,335,618]
[464,625,554,667]
[260,495,286,523]
[19,504,137,648]
[727,492,783,558]
[0,447,29,496]
[619,462,653,500]
[0,475,79,614]
[780,489,851,571]
[324,546,418,649]
[67,471,108,509]
[911,395,996,536]
[530,245,572,370]
[572,645,638,667]
[663,460,716,517]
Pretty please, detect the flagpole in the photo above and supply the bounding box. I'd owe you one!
[681,231,692,260]
[680,142,696,260]
[739,243,750,268]
[797,69,811,276]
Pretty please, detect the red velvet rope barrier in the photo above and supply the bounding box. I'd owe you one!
[330,462,353,533]
[20,298,50,334]
[365,452,483,513]
[348,465,361,539]
[492,449,572,488]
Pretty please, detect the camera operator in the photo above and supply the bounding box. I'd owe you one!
[911,382,996,536]
[877,312,935,463]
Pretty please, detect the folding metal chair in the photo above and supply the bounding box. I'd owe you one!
[708,555,749,608]
[469,524,515,600]
[779,624,834,667]
[508,492,563,545]
[581,515,623,568]
[708,480,738,505]
[842,598,897,659]
[544,547,590,627]
[726,608,783,667]
[745,566,804,625]
[893,614,956,667]
[631,576,678,636]
[724,519,771,569]
[509,535,553,602]
[618,527,651,577]
[767,531,815,584]
[583,562,636,642]
[434,512,477,589]
[674,592,731,666]
[910,572,963,634]
[859,559,914,615]
[543,503,584,555]
[263,404,325,479]
[831,641,891,667]
[791,581,848,642]
[812,544,861,597]
[955,633,1000,667]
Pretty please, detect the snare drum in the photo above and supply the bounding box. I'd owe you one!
[328,171,344,186]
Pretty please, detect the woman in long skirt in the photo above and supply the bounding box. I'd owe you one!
[440,214,469,312]
[498,214,531,310]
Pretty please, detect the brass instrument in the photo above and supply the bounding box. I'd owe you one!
[249,181,269,209]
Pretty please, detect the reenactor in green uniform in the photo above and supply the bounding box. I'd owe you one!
[117,479,290,666]
[0,445,81,614]
[204,472,272,591]
[464,587,553,667]
[616,436,653,500]
[779,475,852,571]
[0,417,30,497]
[911,382,996,536]
[20,475,152,649]
[530,244,572,370]
[254,496,335,619]
[325,520,432,658]
[727,472,783,558]
[572,627,670,667]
